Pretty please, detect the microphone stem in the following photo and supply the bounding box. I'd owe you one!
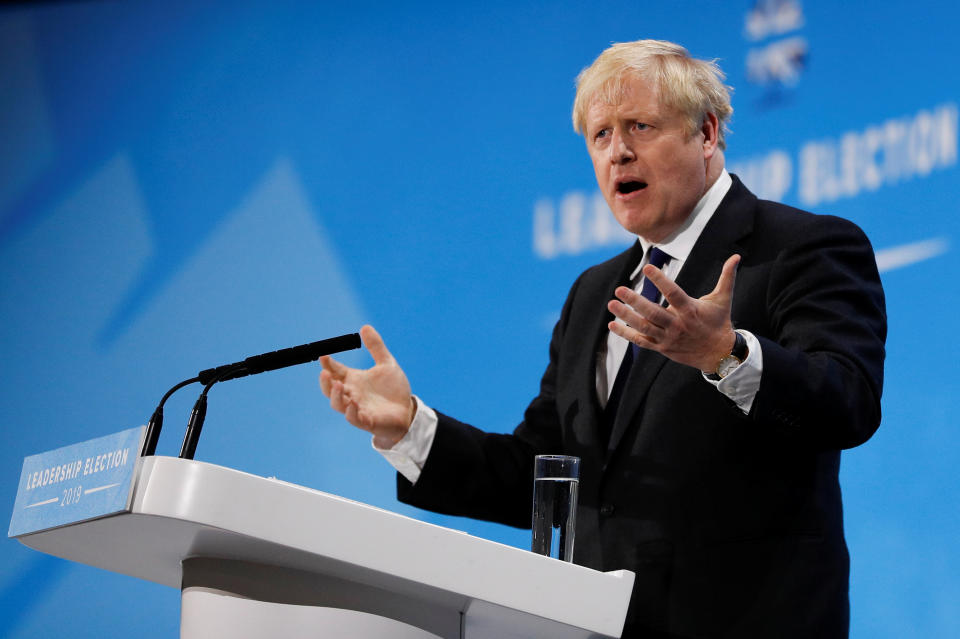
[178,365,245,460]
[141,377,200,456]
[179,394,208,460]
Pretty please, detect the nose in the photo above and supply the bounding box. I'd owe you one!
[609,128,635,164]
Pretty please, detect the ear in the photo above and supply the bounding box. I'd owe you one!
[700,112,720,159]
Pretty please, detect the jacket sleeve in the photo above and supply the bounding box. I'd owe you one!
[748,214,887,450]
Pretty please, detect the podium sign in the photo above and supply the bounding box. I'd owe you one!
[8,425,146,537]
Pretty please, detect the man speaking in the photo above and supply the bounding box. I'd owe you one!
[319,40,886,638]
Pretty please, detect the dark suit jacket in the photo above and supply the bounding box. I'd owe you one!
[399,177,887,638]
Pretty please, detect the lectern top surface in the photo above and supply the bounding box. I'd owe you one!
[18,456,634,638]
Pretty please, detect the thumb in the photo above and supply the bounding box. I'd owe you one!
[361,324,394,365]
[711,254,740,300]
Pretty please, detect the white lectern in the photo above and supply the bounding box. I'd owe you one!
[16,456,634,638]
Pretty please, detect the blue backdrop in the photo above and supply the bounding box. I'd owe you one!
[2,1,957,636]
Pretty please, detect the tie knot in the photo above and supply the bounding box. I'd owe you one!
[639,246,672,304]
[648,246,671,270]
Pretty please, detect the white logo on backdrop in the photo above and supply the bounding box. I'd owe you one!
[874,237,950,272]
[744,0,808,88]
[745,0,804,41]
[532,191,634,259]
[729,103,958,205]
[797,104,958,206]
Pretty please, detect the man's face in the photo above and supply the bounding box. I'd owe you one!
[584,74,716,243]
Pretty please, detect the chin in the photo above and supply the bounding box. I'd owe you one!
[613,212,655,239]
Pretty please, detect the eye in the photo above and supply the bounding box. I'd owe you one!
[594,128,610,141]
[634,122,649,131]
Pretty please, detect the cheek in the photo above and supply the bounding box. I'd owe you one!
[590,154,607,182]
[659,152,704,194]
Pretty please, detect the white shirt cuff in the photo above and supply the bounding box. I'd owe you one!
[703,329,763,414]
[371,395,437,485]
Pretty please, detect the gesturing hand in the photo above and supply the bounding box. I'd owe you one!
[607,254,741,373]
[319,325,415,449]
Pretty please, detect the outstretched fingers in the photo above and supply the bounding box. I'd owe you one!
[329,379,350,413]
[710,254,741,300]
[613,285,671,323]
[608,317,660,348]
[318,355,348,396]
[318,324,415,443]
[608,289,670,343]
[343,400,363,431]
[318,368,332,396]
[643,263,692,311]
[360,324,395,366]
[320,354,349,377]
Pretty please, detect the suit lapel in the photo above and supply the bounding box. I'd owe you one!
[568,240,647,454]
[604,177,756,459]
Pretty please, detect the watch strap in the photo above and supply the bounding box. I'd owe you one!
[729,330,748,361]
[707,331,747,381]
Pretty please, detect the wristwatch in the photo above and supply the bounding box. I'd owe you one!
[707,331,748,381]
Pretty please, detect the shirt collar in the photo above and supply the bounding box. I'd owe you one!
[631,169,733,279]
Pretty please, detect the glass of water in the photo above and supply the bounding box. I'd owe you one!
[531,454,580,561]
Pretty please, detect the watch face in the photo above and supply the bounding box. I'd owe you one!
[717,355,741,378]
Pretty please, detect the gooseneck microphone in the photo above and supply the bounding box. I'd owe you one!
[195,333,361,385]
[141,333,362,458]
[178,333,362,460]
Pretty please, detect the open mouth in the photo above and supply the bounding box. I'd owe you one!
[617,180,647,194]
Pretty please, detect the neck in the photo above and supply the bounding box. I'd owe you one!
[704,149,725,193]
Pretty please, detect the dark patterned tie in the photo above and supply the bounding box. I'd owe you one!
[601,246,672,443]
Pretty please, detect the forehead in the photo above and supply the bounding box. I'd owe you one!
[584,74,664,124]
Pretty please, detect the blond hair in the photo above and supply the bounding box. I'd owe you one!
[572,40,733,149]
